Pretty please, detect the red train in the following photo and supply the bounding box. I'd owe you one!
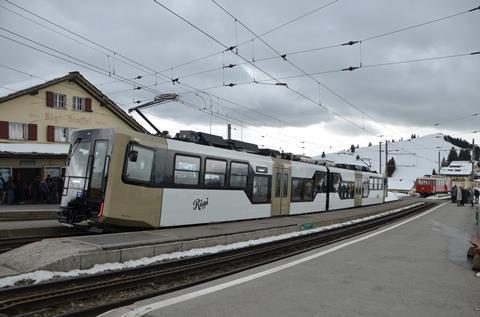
[415,176,451,197]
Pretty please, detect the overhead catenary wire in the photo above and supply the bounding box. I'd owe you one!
[0,1,304,130]
[152,0,377,137]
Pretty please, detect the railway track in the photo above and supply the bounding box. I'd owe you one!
[0,201,436,317]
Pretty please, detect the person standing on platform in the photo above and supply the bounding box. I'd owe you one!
[457,186,463,207]
[451,185,457,203]
[6,176,15,205]
[31,176,40,204]
[0,176,4,204]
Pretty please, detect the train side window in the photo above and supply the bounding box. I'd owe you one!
[252,175,269,203]
[204,159,227,187]
[330,173,341,193]
[275,172,281,197]
[174,155,200,185]
[283,173,289,197]
[303,180,314,201]
[313,171,327,193]
[230,162,248,188]
[125,144,154,183]
[291,178,303,201]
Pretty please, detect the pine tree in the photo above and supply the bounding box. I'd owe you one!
[368,142,372,147]
[386,157,396,177]
[441,157,448,167]
[350,144,355,153]
[356,154,360,160]
[432,168,437,175]
[321,151,326,158]
[458,149,471,161]
[447,147,458,163]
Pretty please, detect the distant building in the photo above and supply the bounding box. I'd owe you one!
[440,160,479,188]
[0,71,145,189]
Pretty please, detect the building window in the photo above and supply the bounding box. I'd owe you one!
[204,158,226,187]
[53,93,66,109]
[54,127,70,142]
[8,122,27,140]
[72,96,86,111]
[174,155,200,185]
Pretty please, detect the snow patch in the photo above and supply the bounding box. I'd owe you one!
[0,202,424,288]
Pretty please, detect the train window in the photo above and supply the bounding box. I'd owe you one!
[174,155,200,185]
[291,178,303,201]
[275,172,281,197]
[125,145,154,183]
[204,159,226,187]
[283,174,289,197]
[330,173,341,193]
[230,162,248,188]
[313,171,327,193]
[252,175,269,203]
[303,180,314,201]
[363,181,369,198]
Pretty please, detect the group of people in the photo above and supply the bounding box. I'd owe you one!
[451,185,480,207]
[0,174,64,205]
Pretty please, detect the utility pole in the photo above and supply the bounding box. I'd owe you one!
[227,123,232,140]
[438,151,441,175]
[472,138,476,184]
[379,141,382,174]
[385,140,389,193]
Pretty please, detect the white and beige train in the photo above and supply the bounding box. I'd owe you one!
[58,128,385,229]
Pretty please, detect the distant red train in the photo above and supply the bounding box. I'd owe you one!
[415,176,451,197]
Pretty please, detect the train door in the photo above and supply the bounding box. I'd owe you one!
[354,171,363,207]
[271,160,291,216]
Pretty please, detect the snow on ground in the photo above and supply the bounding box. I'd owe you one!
[425,193,451,200]
[314,133,460,192]
[385,191,410,202]
[0,202,424,288]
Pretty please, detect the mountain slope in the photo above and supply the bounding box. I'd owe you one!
[314,133,460,191]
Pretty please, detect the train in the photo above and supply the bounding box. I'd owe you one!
[415,176,451,197]
[58,128,386,229]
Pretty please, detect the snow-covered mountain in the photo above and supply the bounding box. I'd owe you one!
[313,133,461,192]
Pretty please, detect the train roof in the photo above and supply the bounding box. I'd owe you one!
[106,128,377,174]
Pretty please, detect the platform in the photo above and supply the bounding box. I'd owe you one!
[102,200,478,317]
[0,199,425,277]
[0,204,58,221]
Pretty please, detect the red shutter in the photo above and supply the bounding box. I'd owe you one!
[46,91,54,108]
[47,125,55,142]
[27,124,37,141]
[0,121,8,139]
[85,98,92,112]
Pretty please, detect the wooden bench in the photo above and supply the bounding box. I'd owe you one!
[468,235,480,270]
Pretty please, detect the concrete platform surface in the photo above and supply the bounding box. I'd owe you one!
[0,199,423,276]
[0,204,58,220]
[0,219,77,239]
[104,201,479,317]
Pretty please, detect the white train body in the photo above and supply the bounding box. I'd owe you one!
[58,128,385,228]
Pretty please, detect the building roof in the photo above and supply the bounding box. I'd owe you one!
[0,72,146,133]
[440,161,473,176]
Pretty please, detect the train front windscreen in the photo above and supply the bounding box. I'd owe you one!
[58,129,114,224]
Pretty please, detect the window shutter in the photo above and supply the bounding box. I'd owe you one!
[46,91,54,108]
[0,121,8,139]
[47,125,55,142]
[85,98,92,112]
[27,124,38,141]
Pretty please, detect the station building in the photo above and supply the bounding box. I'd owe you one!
[439,160,480,188]
[0,71,145,189]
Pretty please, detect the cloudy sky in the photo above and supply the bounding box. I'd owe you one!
[1,0,479,155]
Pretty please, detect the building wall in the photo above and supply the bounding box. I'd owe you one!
[0,80,133,143]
